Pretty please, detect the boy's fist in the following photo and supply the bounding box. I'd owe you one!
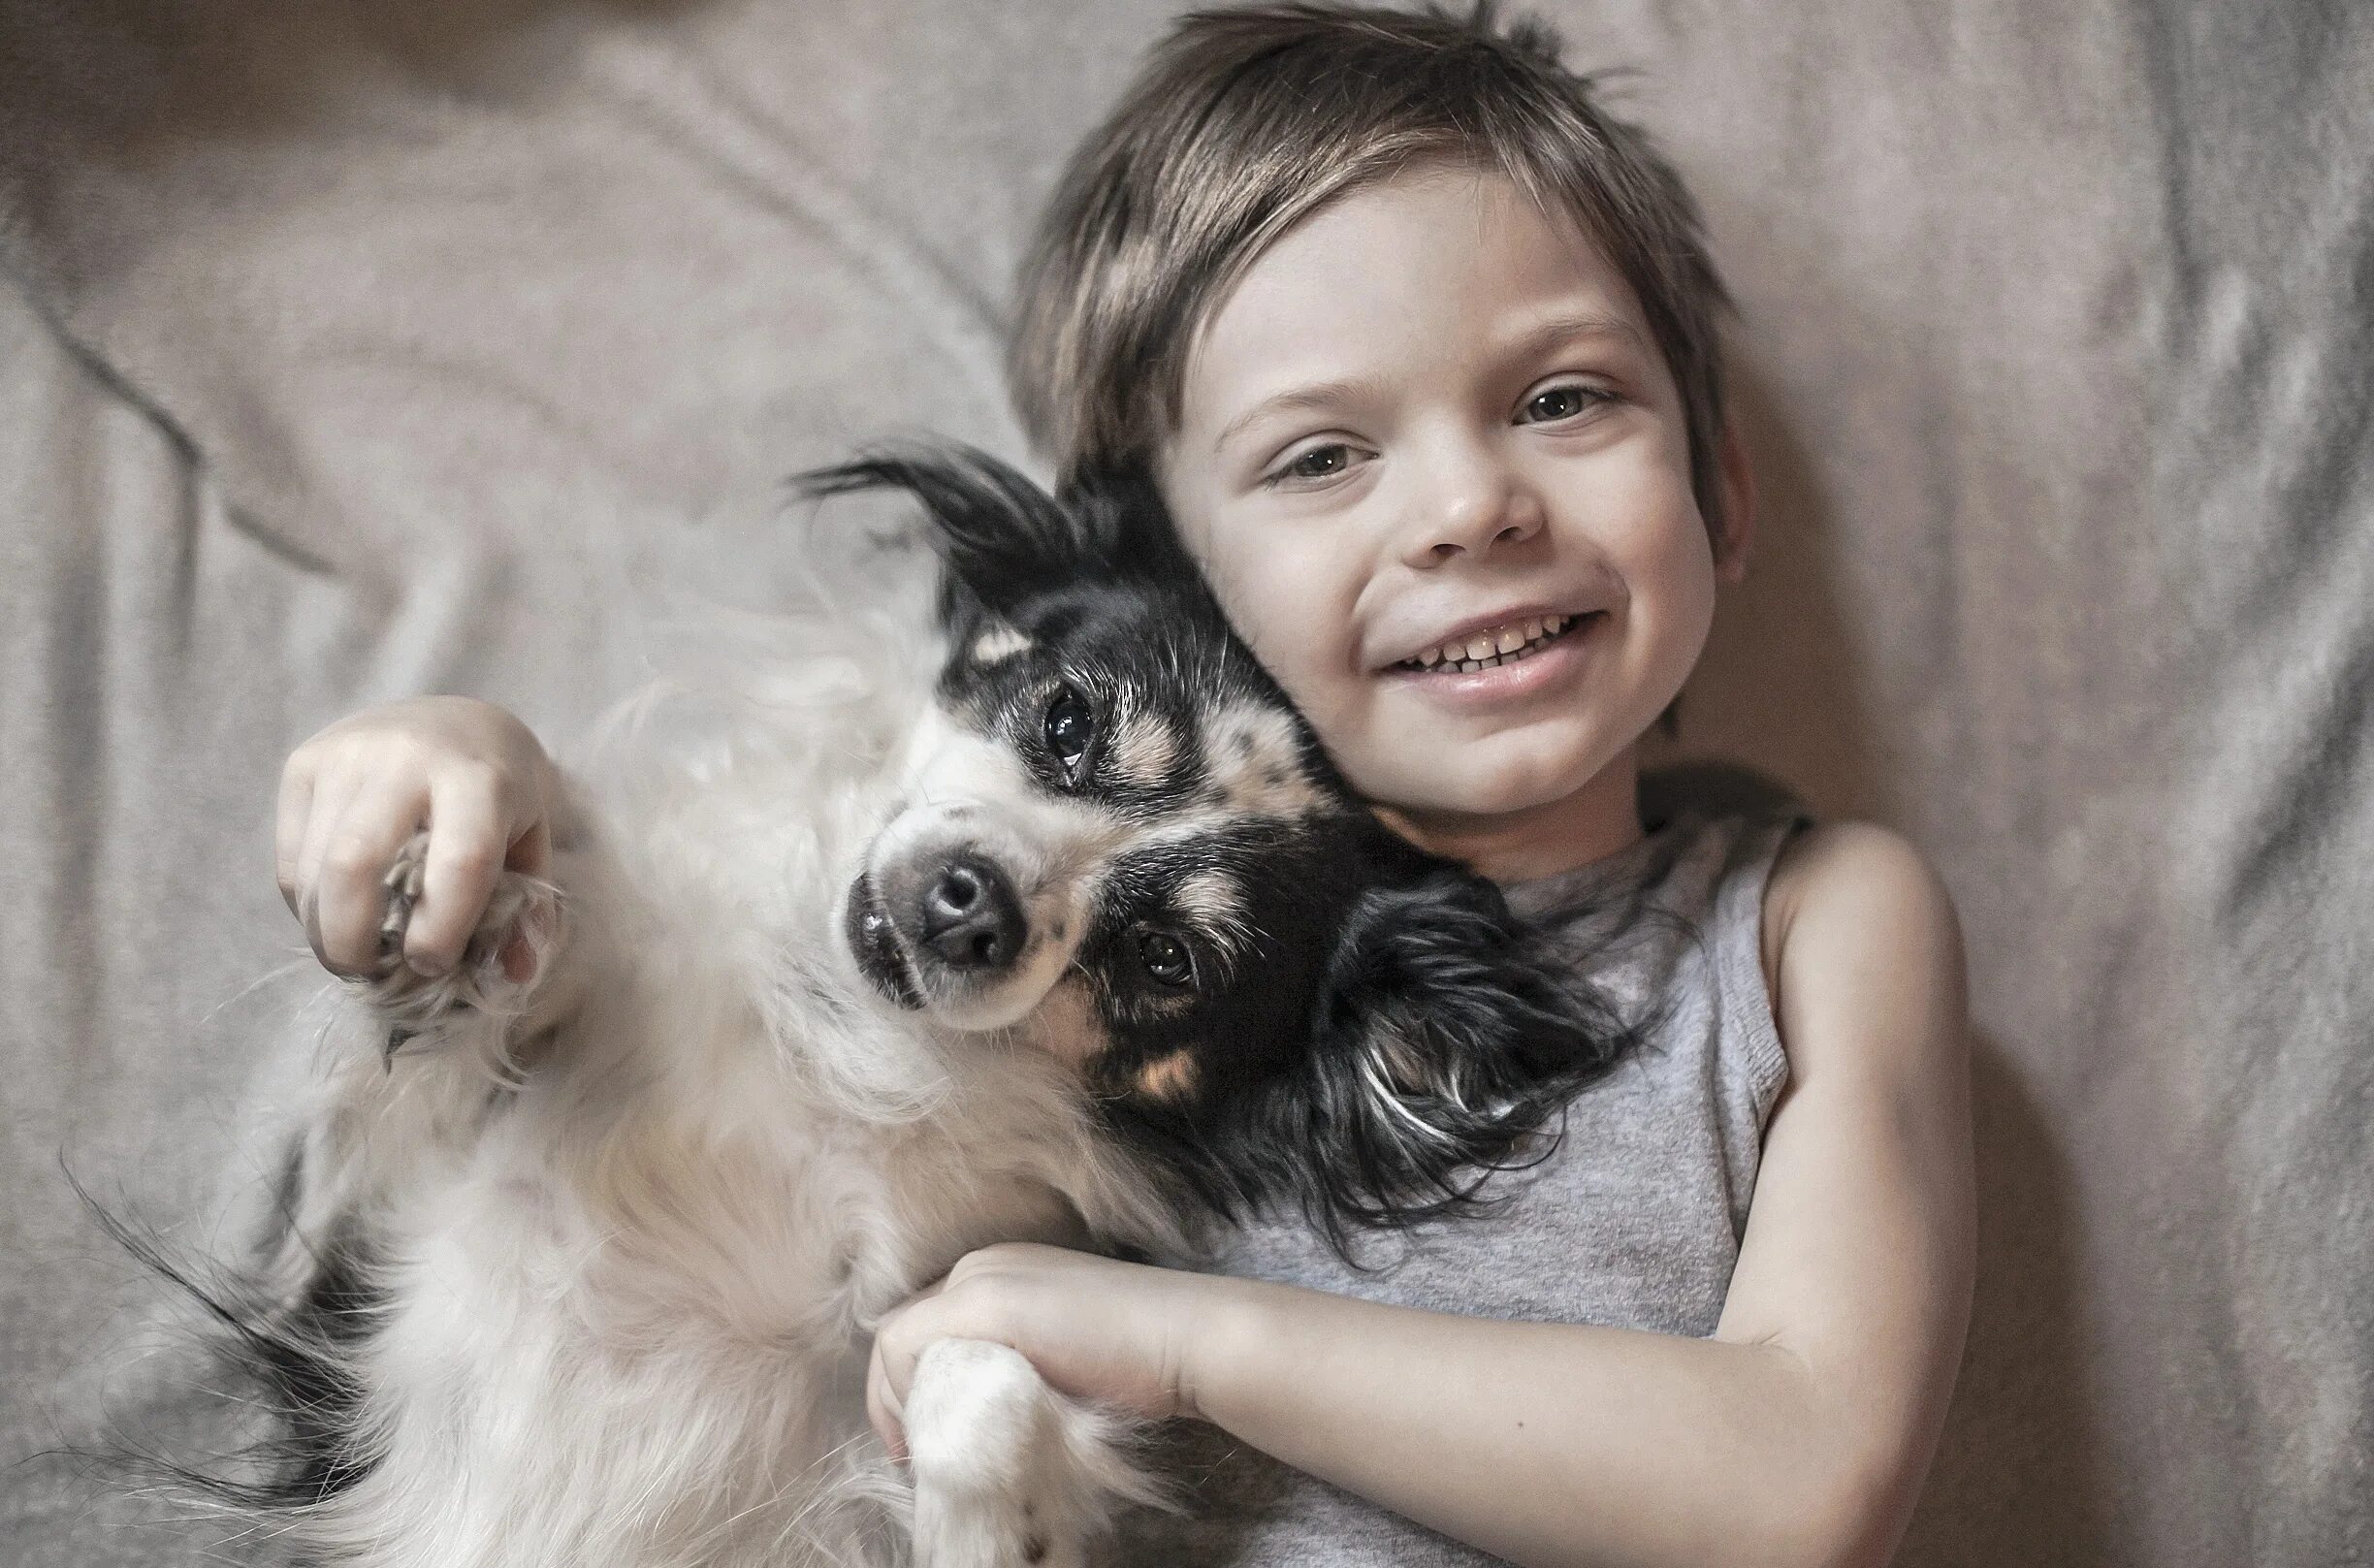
[275,696,559,979]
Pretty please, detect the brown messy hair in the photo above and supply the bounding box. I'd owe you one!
[1007,0,1737,543]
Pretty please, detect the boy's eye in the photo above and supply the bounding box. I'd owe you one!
[1519,384,1607,424]
[1044,685,1097,781]
[1267,443,1358,487]
[1135,928,1195,987]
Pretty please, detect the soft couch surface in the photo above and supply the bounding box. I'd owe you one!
[3,2,2367,1563]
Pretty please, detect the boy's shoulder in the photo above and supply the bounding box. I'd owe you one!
[1759,820,1966,1068]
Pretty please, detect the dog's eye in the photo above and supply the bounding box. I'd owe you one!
[1044,686,1096,780]
[1136,929,1194,987]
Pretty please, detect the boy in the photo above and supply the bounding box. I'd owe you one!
[864,6,1973,1565]
[279,7,1971,1565]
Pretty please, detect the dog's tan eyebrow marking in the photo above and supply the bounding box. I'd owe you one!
[1171,869,1255,968]
[970,623,1034,663]
[1107,708,1178,788]
[1204,703,1325,817]
[1171,870,1244,923]
[1133,1048,1200,1103]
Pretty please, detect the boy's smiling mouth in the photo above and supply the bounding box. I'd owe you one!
[1392,612,1599,674]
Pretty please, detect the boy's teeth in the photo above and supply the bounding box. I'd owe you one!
[1403,612,1585,673]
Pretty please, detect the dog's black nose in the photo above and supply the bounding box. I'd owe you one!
[916,856,1025,973]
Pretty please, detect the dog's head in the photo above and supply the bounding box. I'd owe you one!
[797,449,1636,1253]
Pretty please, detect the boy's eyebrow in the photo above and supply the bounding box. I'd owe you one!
[1505,310,1649,363]
[1211,375,1395,455]
[1208,311,1648,455]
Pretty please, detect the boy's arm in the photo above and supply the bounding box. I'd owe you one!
[1185,820,1974,1568]
[870,821,1973,1568]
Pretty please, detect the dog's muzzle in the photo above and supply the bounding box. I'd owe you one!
[845,847,1035,1017]
[913,854,1025,973]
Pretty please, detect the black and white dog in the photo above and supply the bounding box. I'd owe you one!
[179,450,1633,1566]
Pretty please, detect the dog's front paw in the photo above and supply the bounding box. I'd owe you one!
[906,1340,1097,1568]
[364,830,562,1058]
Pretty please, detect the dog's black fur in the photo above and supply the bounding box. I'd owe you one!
[97,446,1648,1556]
[804,450,1645,1257]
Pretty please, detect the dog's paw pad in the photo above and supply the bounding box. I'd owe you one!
[360,835,561,1047]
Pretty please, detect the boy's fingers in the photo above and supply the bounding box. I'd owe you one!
[869,1289,947,1418]
[311,784,429,976]
[292,769,368,956]
[274,758,319,915]
[504,812,552,878]
[866,1334,909,1462]
[407,776,508,975]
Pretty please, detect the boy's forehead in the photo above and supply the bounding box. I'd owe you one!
[1171,167,1661,456]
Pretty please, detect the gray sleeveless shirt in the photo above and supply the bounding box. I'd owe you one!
[1126,808,1808,1566]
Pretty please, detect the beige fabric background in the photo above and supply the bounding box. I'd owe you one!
[2,2,2366,1563]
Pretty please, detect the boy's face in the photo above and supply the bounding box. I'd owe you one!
[1157,165,1741,839]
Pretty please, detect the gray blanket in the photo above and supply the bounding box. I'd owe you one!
[3,2,2366,1563]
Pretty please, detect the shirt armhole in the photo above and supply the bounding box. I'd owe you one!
[1724,815,1811,1134]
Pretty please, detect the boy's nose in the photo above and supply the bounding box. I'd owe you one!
[1401,458,1545,566]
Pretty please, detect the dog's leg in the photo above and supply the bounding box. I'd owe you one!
[361,827,568,1066]
[258,830,581,1286]
[906,1339,1158,1568]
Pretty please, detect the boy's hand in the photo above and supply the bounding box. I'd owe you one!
[276,696,559,979]
[866,1242,1227,1461]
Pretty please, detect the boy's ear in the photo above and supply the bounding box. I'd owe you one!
[1248,870,1636,1258]
[792,445,1115,622]
[1713,423,1758,585]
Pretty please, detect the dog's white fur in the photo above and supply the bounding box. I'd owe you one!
[256,556,1182,1567]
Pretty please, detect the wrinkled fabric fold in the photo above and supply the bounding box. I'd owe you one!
[1,3,2366,1563]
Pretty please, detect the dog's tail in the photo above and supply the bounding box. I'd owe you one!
[53,1155,384,1543]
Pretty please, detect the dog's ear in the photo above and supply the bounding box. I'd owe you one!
[793,445,1119,625]
[1054,462,1202,586]
[1234,870,1639,1261]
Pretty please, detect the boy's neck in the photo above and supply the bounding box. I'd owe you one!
[1374,748,1645,885]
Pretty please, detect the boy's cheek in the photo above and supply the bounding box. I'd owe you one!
[1170,523,1298,666]
[1154,481,1376,743]
[1233,612,1352,720]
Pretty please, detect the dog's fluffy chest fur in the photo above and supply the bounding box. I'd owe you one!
[305,925,1125,1567]
[269,722,1157,1565]
[168,449,1633,1568]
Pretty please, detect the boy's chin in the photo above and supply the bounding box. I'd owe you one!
[1361,733,1614,824]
